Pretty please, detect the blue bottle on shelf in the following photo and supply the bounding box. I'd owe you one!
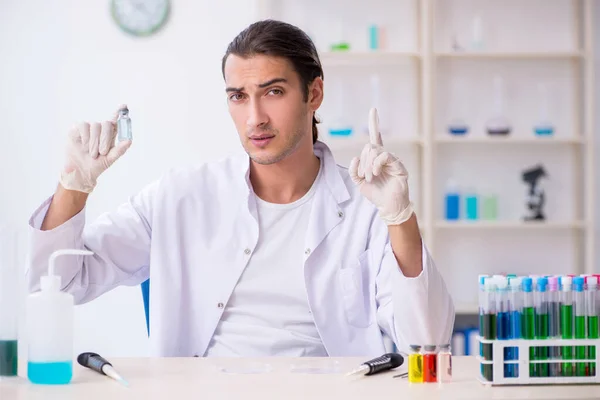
[445,180,460,220]
[369,24,379,50]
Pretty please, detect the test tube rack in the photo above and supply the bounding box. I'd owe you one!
[477,336,600,385]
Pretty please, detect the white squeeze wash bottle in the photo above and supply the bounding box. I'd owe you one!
[26,249,93,384]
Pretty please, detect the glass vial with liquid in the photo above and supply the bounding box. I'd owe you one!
[117,106,132,142]
[408,345,423,383]
[437,344,452,383]
[423,345,438,383]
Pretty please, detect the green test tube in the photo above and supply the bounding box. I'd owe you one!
[560,276,574,377]
[521,277,535,377]
[586,277,598,376]
[478,275,488,360]
[548,276,562,377]
[535,277,549,377]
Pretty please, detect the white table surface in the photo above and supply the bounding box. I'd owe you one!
[1,356,599,400]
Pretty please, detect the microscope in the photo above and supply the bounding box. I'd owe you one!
[522,165,548,221]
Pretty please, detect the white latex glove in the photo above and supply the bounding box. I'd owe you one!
[349,108,414,225]
[60,105,132,193]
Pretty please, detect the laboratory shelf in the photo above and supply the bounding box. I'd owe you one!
[434,220,586,230]
[434,51,584,60]
[259,0,596,288]
[319,51,421,66]
[434,136,585,145]
[322,135,423,149]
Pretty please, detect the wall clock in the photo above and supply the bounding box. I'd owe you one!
[111,0,170,37]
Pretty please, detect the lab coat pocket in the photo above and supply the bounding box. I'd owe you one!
[339,250,373,328]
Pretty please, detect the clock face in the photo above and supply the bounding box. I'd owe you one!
[111,0,170,37]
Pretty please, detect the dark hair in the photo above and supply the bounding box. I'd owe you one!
[222,19,324,144]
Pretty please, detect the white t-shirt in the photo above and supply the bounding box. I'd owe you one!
[204,163,328,357]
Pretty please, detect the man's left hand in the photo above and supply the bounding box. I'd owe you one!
[349,108,414,226]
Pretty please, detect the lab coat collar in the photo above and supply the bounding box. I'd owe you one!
[238,140,351,205]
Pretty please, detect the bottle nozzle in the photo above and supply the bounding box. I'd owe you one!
[43,249,93,291]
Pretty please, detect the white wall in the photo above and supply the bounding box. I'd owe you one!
[0,0,257,357]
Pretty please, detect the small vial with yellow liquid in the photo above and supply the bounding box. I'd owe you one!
[408,344,423,383]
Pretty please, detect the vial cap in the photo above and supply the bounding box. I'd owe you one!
[573,276,584,292]
[508,276,522,289]
[479,275,488,286]
[522,277,533,293]
[561,276,572,289]
[548,276,559,291]
[409,345,421,352]
[537,277,548,292]
[424,345,436,352]
[496,277,508,290]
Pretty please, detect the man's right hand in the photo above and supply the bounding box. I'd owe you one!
[60,105,132,193]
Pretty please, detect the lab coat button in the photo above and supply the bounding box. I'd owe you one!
[217,302,224,309]
[305,248,311,255]
[244,248,251,255]
[338,211,344,218]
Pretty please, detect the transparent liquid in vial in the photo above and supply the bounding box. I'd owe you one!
[117,107,132,141]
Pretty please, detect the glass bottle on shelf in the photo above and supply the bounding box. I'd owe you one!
[329,2,350,52]
[485,76,511,136]
[363,74,388,137]
[447,78,469,135]
[533,83,554,136]
[328,76,353,137]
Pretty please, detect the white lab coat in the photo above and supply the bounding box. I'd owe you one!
[26,141,455,357]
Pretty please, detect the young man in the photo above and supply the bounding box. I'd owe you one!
[27,20,454,357]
